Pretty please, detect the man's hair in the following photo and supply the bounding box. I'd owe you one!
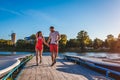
[50,26,54,29]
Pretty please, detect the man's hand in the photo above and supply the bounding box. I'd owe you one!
[47,43,49,47]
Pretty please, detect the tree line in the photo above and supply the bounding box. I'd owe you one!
[0,30,120,52]
[66,30,120,52]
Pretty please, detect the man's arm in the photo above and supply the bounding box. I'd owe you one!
[58,34,61,41]
[43,37,49,47]
[56,32,61,42]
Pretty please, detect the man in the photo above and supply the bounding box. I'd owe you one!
[47,26,61,66]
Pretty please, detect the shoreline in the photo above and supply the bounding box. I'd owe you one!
[0,50,120,53]
[0,48,120,53]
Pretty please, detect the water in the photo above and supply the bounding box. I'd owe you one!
[0,52,33,55]
[0,52,120,59]
[0,51,120,73]
[60,52,120,59]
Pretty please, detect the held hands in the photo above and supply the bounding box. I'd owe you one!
[43,38,49,47]
[46,43,49,47]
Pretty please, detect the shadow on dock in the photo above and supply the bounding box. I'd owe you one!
[17,56,112,80]
[56,58,111,80]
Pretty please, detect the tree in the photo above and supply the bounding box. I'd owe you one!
[93,38,103,49]
[110,34,120,52]
[0,39,13,48]
[105,34,115,49]
[59,34,67,49]
[66,39,80,48]
[16,39,35,50]
[84,37,92,47]
[77,30,91,50]
[30,34,36,40]
[16,39,27,48]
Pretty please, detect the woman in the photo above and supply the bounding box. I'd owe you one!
[35,31,49,66]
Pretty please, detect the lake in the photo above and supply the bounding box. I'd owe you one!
[0,52,120,59]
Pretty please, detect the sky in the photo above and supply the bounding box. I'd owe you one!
[0,0,120,40]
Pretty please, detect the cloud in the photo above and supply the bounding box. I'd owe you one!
[0,8,23,16]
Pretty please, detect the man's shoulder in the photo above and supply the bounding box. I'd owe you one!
[49,31,59,35]
[55,31,59,34]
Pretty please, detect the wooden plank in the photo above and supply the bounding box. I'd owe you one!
[46,56,67,80]
[17,56,110,80]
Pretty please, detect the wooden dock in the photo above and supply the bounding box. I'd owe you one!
[17,56,111,80]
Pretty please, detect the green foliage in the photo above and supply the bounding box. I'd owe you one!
[59,34,67,49]
[106,34,120,52]
[0,39,13,47]
[1,30,120,52]
[77,30,91,50]
[66,39,80,48]
[30,34,36,40]
[93,38,103,49]
[16,39,35,50]
[105,34,115,48]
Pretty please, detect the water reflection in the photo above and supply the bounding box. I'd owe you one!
[11,52,16,55]
[0,52,33,55]
[61,52,120,59]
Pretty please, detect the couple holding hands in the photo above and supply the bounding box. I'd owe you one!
[35,26,61,66]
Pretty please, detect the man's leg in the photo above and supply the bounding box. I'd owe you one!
[50,44,56,66]
[54,45,58,63]
[50,45,54,62]
[51,51,55,62]
[51,52,56,66]
[51,45,58,66]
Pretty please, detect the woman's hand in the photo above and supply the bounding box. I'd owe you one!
[46,43,49,47]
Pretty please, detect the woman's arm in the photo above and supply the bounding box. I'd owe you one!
[36,33,38,42]
[47,36,51,44]
[43,37,49,47]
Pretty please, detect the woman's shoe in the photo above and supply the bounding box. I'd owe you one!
[39,60,42,64]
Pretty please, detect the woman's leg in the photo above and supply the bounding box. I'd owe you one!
[39,49,43,64]
[36,49,39,65]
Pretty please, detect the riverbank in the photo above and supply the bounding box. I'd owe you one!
[0,47,119,53]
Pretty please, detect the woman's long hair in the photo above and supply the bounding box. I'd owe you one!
[37,31,41,37]
[37,31,43,38]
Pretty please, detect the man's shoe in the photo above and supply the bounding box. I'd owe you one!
[36,63,39,66]
[51,59,56,66]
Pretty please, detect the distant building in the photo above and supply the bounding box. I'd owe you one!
[24,37,31,40]
[24,36,35,44]
[11,33,16,45]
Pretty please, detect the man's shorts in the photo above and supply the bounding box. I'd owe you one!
[50,44,58,53]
